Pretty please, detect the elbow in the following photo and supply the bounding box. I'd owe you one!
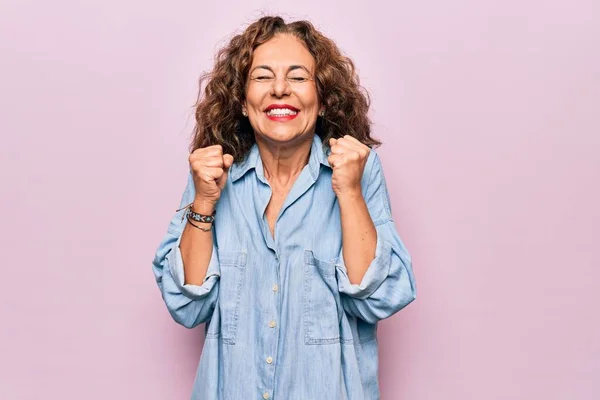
[177,317,202,330]
[393,288,416,314]
[385,254,417,316]
[161,286,215,329]
[388,279,417,315]
[166,306,204,329]
[361,285,417,324]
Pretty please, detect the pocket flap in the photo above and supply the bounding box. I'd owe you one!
[217,249,247,267]
[304,250,336,276]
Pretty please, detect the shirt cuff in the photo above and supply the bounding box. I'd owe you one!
[336,227,393,300]
[166,231,220,300]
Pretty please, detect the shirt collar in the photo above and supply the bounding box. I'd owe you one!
[229,134,331,183]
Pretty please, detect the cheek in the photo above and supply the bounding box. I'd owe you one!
[245,88,264,109]
[296,85,319,106]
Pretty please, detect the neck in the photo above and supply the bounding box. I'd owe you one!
[256,134,313,187]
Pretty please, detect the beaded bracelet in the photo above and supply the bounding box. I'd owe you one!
[176,201,215,232]
[186,213,212,232]
[187,206,216,224]
[176,201,216,223]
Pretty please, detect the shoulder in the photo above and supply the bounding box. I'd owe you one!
[362,148,384,188]
[362,148,393,222]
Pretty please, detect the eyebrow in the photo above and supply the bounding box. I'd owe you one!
[250,65,311,74]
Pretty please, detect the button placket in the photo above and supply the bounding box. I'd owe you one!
[264,259,279,400]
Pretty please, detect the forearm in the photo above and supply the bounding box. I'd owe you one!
[179,198,216,285]
[338,190,377,285]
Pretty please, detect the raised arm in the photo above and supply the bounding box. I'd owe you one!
[335,150,417,324]
[152,145,233,328]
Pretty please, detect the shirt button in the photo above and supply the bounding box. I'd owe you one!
[272,284,279,293]
[269,320,276,328]
[266,356,273,364]
[263,393,270,399]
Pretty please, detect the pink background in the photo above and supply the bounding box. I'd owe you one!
[1,1,599,399]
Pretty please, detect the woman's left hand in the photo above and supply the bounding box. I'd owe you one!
[328,135,370,197]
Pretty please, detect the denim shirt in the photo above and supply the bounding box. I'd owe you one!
[152,133,416,400]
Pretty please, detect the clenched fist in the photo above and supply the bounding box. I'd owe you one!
[189,144,234,206]
[328,135,370,197]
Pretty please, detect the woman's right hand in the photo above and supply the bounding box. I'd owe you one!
[189,145,234,206]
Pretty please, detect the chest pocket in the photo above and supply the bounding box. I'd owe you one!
[214,249,247,345]
[303,250,345,345]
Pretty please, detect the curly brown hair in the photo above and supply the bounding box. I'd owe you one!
[190,15,381,161]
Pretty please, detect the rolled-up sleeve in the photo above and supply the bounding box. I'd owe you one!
[335,151,416,324]
[152,170,220,329]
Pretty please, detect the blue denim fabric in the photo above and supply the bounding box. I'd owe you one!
[152,134,416,400]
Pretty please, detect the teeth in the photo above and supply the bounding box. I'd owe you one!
[267,108,298,116]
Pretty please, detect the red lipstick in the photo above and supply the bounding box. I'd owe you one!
[264,104,300,122]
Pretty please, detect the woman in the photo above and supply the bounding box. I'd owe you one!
[152,15,416,400]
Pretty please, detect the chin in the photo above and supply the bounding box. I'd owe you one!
[259,130,304,143]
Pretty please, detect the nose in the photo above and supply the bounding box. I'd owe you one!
[270,75,291,98]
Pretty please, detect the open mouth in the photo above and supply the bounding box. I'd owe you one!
[264,105,300,121]
[265,108,298,117]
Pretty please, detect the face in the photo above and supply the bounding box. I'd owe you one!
[243,34,323,146]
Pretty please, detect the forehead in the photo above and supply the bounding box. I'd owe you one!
[250,34,315,70]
